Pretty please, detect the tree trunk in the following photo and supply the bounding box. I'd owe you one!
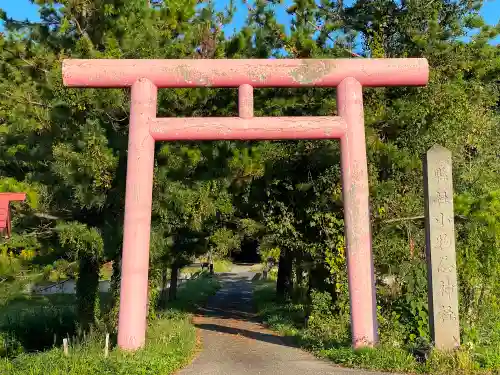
[305,270,313,327]
[295,262,304,286]
[276,248,293,300]
[105,257,121,331]
[209,251,214,274]
[160,268,168,307]
[169,264,179,302]
[293,261,306,302]
[308,261,335,302]
[76,254,100,331]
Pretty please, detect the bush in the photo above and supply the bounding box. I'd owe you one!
[305,290,351,348]
[0,296,77,356]
[0,252,22,281]
[213,259,232,273]
[0,274,221,374]
[253,281,500,374]
[0,316,196,375]
[0,333,23,358]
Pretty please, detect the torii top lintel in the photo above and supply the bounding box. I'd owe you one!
[62,58,429,88]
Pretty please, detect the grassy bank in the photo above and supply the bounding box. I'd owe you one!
[253,281,500,375]
[182,259,233,276]
[0,273,220,375]
[213,259,232,273]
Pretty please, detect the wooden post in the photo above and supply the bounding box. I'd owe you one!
[104,333,110,358]
[63,338,69,356]
[423,144,460,350]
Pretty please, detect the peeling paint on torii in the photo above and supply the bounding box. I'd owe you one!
[62,58,429,351]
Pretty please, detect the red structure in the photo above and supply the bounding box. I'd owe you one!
[0,193,26,238]
[62,58,429,351]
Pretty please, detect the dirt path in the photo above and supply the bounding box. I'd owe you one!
[178,265,393,375]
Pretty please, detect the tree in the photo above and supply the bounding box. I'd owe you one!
[0,0,235,328]
[57,222,103,330]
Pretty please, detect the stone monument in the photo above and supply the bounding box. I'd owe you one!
[423,144,460,350]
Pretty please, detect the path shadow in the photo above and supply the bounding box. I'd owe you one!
[194,322,298,348]
[252,272,262,281]
[192,271,299,350]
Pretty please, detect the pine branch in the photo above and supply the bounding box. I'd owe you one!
[0,92,51,108]
[3,48,50,74]
[305,19,362,58]
[379,214,467,224]
[244,0,362,58]
[381,215,424,223]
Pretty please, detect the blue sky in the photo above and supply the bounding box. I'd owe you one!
[1,0,499,42]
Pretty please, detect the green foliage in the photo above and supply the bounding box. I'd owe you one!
[75,255,100,330]
[0,332,23,359]
[0,251,22,281]
[209,228,240,258]
[57,222,103,329]
[305,290,351,347]
[254,281,500,374]
[0,294,78,357]
[212,259,232,273]
[0,317,194,375]
[0,274,220,374]
[57,222,103,260]
[1,0,500,372]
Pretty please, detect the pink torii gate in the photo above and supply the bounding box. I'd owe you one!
[62,58,429,351]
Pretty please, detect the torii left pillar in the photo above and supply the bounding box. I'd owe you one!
[62,57,429,350]
[0,193,26,238]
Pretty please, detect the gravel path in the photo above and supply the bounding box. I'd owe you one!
[178,264,393,375]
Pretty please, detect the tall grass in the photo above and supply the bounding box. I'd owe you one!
[0,316,196,375]
[213,259,232,273]
[0,273,220,375]
[182,259,233,275]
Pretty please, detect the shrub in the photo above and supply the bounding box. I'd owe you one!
[0,333,23,358]
[253,281,500,374]
[0,273,221,373]
[0,315,197,375]
[0,303,77,356]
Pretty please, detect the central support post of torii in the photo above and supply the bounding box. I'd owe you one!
[63,58,429,350]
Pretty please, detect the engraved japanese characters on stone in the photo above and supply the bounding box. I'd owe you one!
[438,305,458,323]
[434,212,453,227]
[440,277,456,300]
[436,233,452,250]
[423,144,460,350]
[437,256,456,273]
[433,190,451,206]
[434,161,450,182]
